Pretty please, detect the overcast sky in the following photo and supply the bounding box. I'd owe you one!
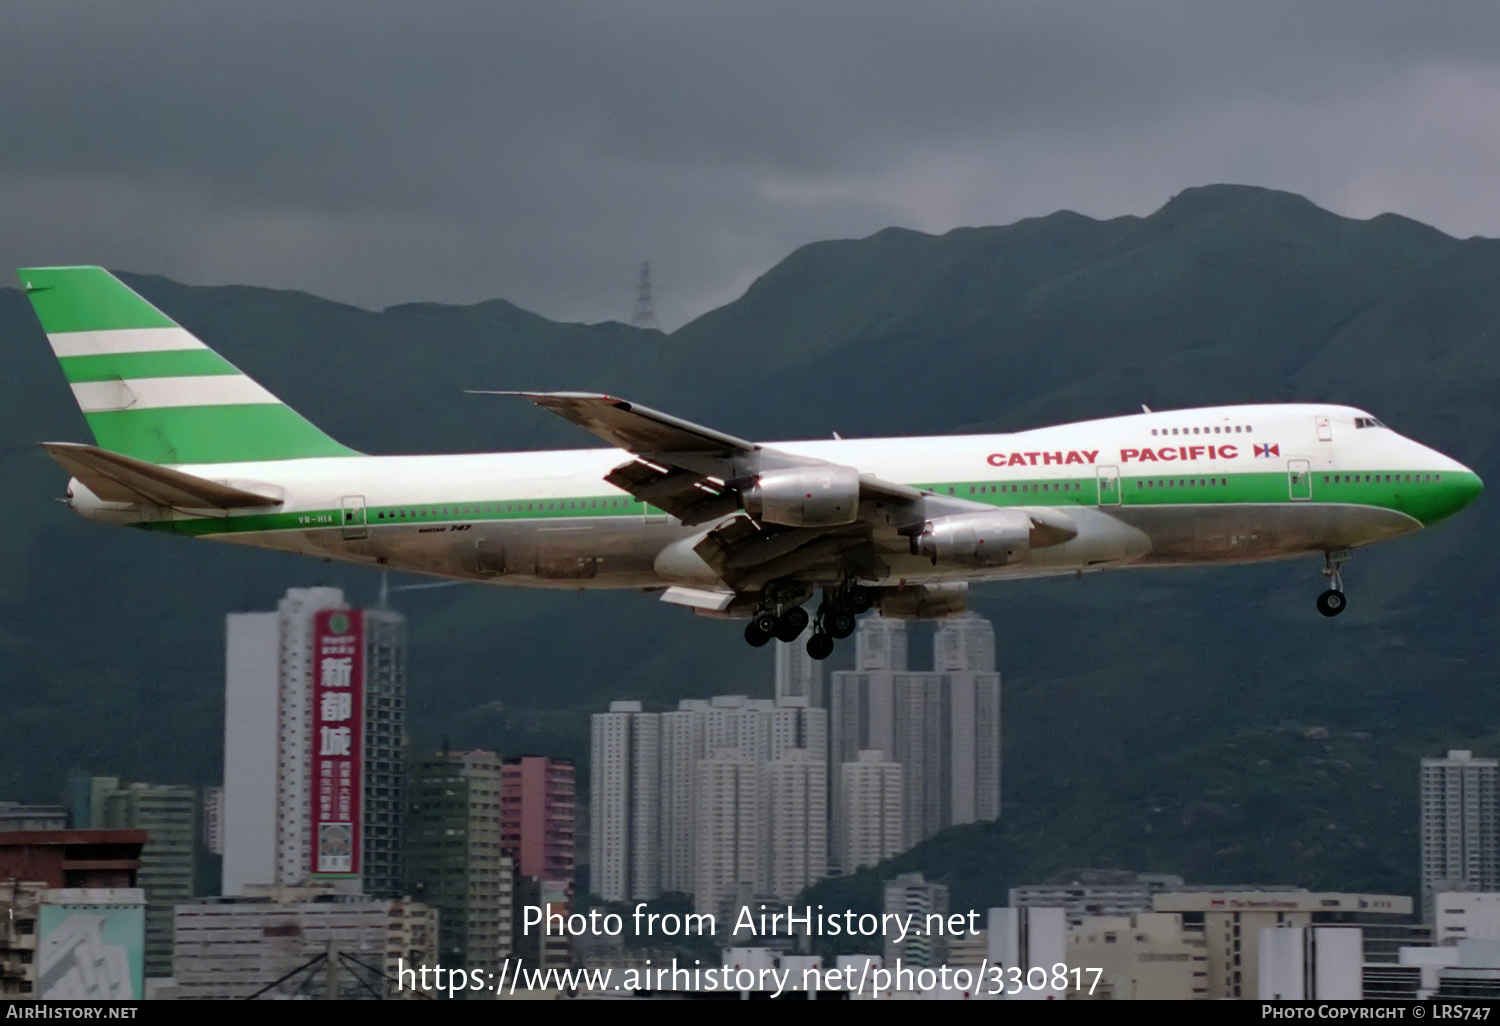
[3,2,1499,329]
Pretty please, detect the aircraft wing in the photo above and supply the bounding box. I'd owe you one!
[480,390,926,526]
[480,391,940,589]
[467,391,754,458]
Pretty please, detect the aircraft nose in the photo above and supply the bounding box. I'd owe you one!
[1425,459,1483,525]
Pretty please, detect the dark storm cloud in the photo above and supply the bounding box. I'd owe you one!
[3,2,1500,327]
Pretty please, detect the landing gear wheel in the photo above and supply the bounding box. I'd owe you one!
[806,632,835,661]
[844,585,874,614]
[1316,589,1346,618]
[744,620,773,647]
[775,606,809,642]
[826,609,857,639]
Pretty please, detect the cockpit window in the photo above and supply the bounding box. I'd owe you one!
[1354,416,1386,429]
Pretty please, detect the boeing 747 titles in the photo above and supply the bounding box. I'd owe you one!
[20,267,1483,659]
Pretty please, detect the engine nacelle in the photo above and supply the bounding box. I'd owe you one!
[915,510,1033,567]
[744,464,861,528]
[877,582,970,620]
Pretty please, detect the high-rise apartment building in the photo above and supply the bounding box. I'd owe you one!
[222,587,407,898]
[762,750,827,900]
[833,614,1001,856]
[660,700,708,894]
[1420,750,1500,921]
[934,614,1002,827]
[502,756,576,887]
[774,641,824,706]
[694,750,760,919]
[830,617,907,763]
[405,750,510,970]
[830,617,907,868]
[589,702,660,901]
[839,750,903,874]
[64,774,197,980]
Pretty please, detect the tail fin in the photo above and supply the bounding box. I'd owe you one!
[18,266,358,465]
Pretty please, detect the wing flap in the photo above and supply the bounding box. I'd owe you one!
[44,442,284,510]
[603,458,741,526]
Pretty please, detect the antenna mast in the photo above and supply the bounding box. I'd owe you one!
[630,260,659,330]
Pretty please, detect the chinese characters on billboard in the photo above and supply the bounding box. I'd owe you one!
[311,609,363,877]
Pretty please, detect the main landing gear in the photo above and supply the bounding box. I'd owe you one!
[743,605,808,648]
[803,583,875,661]
[1316,550,1350,618]
[741,582,877,660]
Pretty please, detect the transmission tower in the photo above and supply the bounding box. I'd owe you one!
[630,260,659,330]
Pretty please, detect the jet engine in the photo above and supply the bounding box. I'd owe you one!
[743,464,861,527]
[915,510,1034,567]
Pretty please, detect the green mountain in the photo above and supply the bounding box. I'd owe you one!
[2,185,1496,904]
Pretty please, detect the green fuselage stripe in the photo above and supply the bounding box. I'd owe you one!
[135,467,1479,538]
[84,404,359,464]
[59,349,240,383]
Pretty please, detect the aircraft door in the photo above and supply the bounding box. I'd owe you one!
[1096,465,1122,506]
[1315,415,1332,442]
[340,495,369,539]
[1287,461,1312,501]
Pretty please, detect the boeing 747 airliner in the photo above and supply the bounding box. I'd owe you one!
[20,267,1482,659]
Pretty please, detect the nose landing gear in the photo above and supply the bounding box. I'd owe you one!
[1316,550,1350,617]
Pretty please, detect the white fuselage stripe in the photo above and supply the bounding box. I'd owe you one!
[48,327,205,358]
[72,375,280,412]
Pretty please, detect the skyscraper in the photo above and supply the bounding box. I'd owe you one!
[695,749,760,918]
[659,700,708,894]
[1420,749,1500,921]
[762,750,827,899]
[934,614,1002,827]
[502,756,576,886]
[405,750,510,970]
[774,641,824,706]
[589,701,660,901]
[894,673,947,847]
[64,774,197,979]
[222,587,407,898]
[891,615,1003,848]
[840,751,903,874]
[829,617,907,868]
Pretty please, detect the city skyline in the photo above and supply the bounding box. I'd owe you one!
[8,581,1500,999]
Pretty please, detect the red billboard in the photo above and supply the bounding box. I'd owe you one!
[310,608,363,877]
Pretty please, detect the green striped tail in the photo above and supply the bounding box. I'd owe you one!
[19,266,358,464]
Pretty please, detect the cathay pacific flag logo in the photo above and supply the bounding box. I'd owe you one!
[1254,443,1280,458]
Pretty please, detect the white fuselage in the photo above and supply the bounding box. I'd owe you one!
[68,403,1481,593]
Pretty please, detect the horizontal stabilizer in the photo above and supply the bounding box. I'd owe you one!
[43,442,284,510]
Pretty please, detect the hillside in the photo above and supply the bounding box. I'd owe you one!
[2,184,1498,899]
